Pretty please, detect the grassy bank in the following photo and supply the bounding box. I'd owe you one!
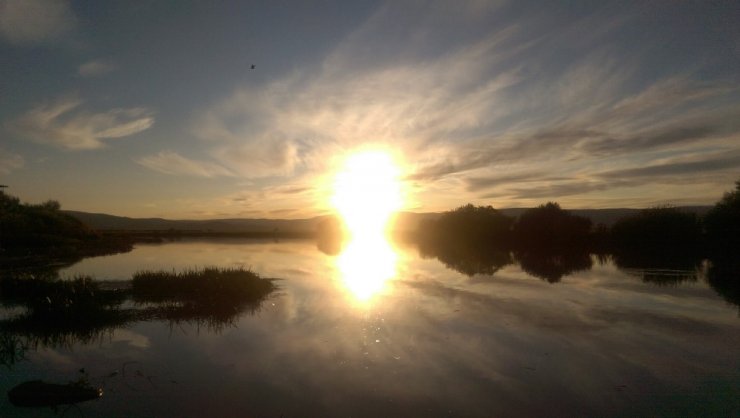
[0,267,277,361]
[132,267,275,302]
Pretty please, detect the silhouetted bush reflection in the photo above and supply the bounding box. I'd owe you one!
[418,241,512,277]
[514,249,592,283]
[316,216,346,255]
[612,250,703,286]
[706,256,740,311]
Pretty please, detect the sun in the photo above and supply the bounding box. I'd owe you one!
[331,150,403,238]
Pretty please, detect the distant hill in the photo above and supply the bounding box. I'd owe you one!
[65,206,712,233]
[63,211,325,234]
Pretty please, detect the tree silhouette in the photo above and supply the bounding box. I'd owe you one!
[415,204,513,276]
[512,202,592,249]
[418,204,513,248]
[610,206,702,261]
[704,179,740,255]
[0,190,132,265]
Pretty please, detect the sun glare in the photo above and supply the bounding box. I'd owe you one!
[330,149,405,302]
[336,235,398,302]
[331,150,403,238]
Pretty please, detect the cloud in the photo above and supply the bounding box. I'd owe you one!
[0,147,24,174]
[78,59,116,77]
[194,20,522,180]
[135,151,234,178]
[405,76,739,205]
[466,171,563,192]
[597,152,740,181]
[8,96,154,150]
[480,150,740,202]
[210,136,300,178]
[0,0,76,44]
[185,1,740,209]
[499,180,638,201]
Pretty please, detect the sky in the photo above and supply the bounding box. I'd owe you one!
[1,0,739,219]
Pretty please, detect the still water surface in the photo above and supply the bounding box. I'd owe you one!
[2,238,739,417]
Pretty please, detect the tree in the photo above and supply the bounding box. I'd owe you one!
[512,202,592,249]
[610,206,702,262]
[426,204,513,247]
[0,191,95,254]
[704,179,740,254]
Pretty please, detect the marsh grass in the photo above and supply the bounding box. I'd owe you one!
[131,267,276,332]
[0,267,277,364]
[0,275,125,314]
[131,267,276,305]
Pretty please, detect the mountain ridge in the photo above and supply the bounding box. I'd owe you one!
[64,206,713,233]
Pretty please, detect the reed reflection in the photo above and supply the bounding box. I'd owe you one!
[335,234,399,302]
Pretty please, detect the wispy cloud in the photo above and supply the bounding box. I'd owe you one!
[149,1,740,211]
[135,151,234,178]
[147,180,321,218]
[596,150,740,181]
[8,96,154,150]
[0,147,24,174]
[191,19,522,181]
[0,0,76,44]
[78,59,116,77]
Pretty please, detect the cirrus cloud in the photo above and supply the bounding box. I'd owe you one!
[78,59,117,77]
[0,147,24,174]
[135,151,234,178]
[8,96,155,150]
[0,0,76,44]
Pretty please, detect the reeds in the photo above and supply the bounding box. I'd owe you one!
[131,267,276,305]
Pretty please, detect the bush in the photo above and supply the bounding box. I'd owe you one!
[704,180,740,255]
[0,191,97,253]
[513,202,592,249]
[610,206,701,256]
[421,204,513,247]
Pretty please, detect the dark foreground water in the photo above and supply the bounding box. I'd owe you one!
[1,238,739,417]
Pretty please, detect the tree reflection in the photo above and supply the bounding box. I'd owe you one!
[514,249,592,283]
[612,250,703,286]
[316,215,346,256]
[706,256,740,312]
[418,241,511,277]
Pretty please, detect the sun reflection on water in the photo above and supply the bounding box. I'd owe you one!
[335,234,399,302]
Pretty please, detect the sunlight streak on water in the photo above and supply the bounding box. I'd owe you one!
[335,234,399,303]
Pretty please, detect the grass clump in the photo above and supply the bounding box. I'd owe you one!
[0,275,123,314]
[131,267,275,306]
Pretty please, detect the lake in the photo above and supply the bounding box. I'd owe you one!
[1,238,739,417]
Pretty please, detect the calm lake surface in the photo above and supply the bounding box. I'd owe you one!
[2,238,739,417]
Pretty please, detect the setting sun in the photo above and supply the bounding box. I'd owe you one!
[331,150,403,238]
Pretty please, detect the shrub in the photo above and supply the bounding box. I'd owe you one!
[513,202,592,249]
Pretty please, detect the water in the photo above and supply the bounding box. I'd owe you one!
[1,238,739,417]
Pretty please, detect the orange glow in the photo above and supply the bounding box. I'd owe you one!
[335,234,398,302]
[330,149,404,302]
[331,150,403,239]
